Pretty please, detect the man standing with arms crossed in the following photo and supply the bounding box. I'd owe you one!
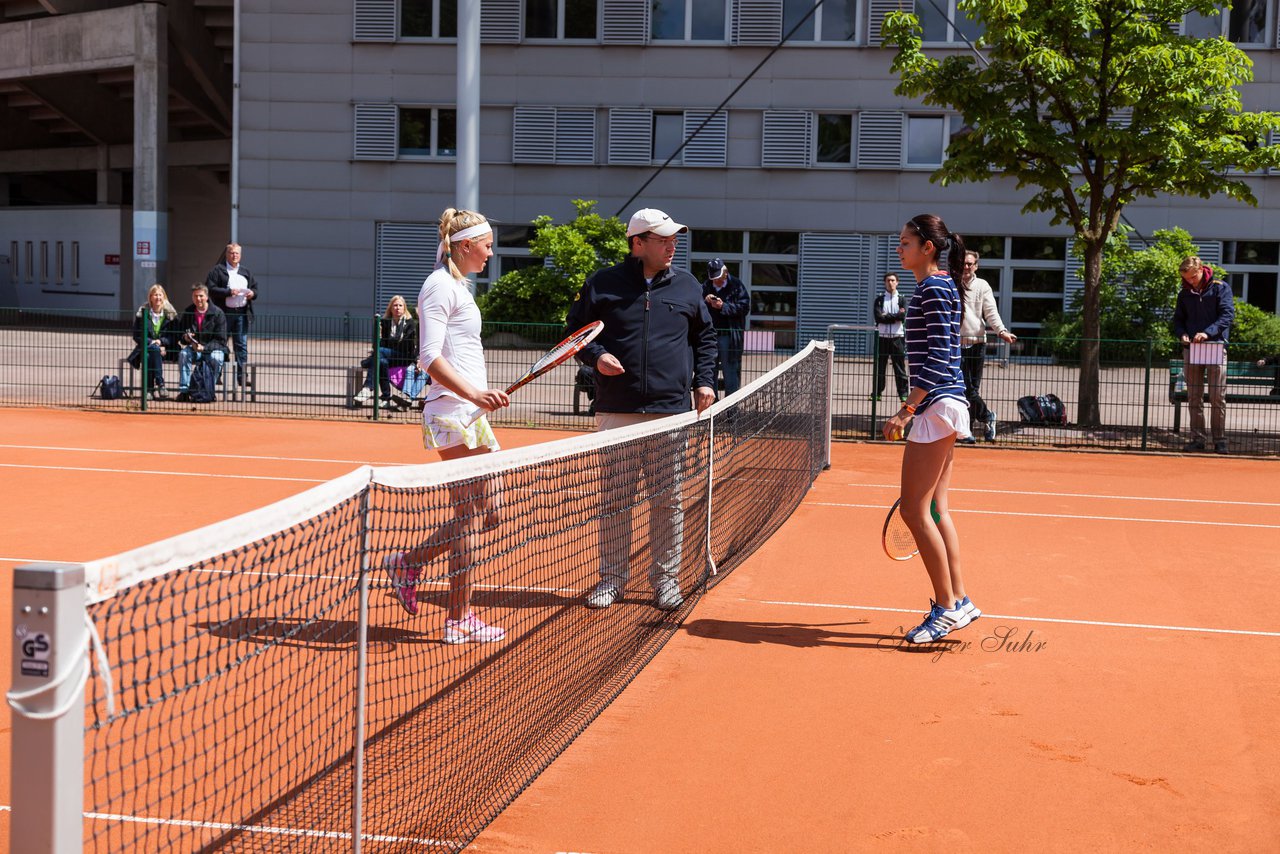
[567,208,717,611]
[871,272,909,403]
[959,251,1016,443]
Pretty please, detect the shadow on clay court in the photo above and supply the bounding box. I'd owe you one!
[682,618,967,654]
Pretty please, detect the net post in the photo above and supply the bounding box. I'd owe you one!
[822,340,834,470]
[350,486,372,853]
[704,410,718,578]
[8,563,86,854]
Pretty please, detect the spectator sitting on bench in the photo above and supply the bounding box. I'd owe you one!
[1257,354,1280,396]
[177,282,229,402]
[353,295,418,408]
[127,283,178,400]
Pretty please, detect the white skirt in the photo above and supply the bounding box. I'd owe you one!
[421,395,500,452]
[908,396,971,444]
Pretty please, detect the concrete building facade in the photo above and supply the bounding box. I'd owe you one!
[2,0,1278,349]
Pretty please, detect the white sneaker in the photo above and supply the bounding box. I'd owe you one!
[653,578,684,611]
[443,612,506,644]
[904,600,966,644]
[952,595,982,630]
[585,581,622,609]
[353,387,374,405]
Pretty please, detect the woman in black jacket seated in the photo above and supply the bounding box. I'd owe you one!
[353,295,419,407]
[126,283,178,400]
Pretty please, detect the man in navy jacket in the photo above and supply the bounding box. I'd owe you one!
[567,207,717,612]
[1173,255,1235,453]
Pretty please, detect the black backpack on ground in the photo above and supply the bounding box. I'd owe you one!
[94,375,125,400]
[1017,393,1067,425]
[189,360,218,404]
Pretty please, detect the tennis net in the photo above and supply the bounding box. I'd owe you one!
[15,340,832,853]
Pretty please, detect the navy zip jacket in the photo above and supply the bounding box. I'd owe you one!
[567,256,717,414]
[1173,276,1234,342]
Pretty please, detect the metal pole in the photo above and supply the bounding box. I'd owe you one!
[371,315,382,421]
[1140,339,1152,451]
[8,563,86,854]
[231,0,241,243]
[140,314,149,412]
[456,0,481,215]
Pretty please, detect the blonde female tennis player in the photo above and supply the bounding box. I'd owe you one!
[383,208,510,644]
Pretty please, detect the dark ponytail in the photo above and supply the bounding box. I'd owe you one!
[906,214,968,319]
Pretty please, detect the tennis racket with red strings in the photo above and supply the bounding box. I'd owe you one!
[462,320,604,427]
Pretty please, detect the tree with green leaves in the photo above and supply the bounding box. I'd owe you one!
[477,199,627,326]
[884,0,1280,425]
[1042,226,1202,361]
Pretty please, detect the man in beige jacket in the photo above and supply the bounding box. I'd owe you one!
[959,251,1016,442]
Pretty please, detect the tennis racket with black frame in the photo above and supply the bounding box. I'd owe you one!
[462,320,605,427]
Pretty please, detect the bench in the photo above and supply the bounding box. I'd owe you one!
[117,355,239,400]
[241,363,365,407]
[1168,358,1280,431]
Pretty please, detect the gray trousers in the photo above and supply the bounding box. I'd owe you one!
[595,412,684,590]
[1185,357,1227,443]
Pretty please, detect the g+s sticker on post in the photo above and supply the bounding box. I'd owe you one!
[16,626,51,678]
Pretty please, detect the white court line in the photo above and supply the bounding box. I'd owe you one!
[83,811,455,848]
[820,481,1280,509]
[0,443,402,468]
[749,599,1280,638]
[0,462,326,484]
[805,500,1280,530]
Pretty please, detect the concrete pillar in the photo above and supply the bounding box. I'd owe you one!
[132,1,168,307]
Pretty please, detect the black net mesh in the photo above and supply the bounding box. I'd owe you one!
[81,342,831,852]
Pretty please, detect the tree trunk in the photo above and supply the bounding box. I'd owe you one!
[1076,240,1104,427]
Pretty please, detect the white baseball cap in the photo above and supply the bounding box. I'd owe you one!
[626,208,688,238]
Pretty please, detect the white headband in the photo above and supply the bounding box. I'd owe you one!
[435,221,493,269]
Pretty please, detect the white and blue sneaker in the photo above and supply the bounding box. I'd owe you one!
[904,599,966,644]
[953,595,982,630]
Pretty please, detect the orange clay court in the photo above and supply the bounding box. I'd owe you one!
[0,407,1276,852]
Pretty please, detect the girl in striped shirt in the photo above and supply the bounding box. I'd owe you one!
[882,214,980,644]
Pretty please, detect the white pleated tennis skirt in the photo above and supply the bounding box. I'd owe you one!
[908,396,971,444]
[421,395,500,452]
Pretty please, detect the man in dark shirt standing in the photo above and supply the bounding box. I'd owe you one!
[703,258,750,396]
[566,208,717,612]
[205,242,258,387]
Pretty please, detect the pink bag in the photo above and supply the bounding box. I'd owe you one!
[387,365,407,389]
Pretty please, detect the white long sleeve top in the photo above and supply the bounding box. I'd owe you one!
[417,268,488,403]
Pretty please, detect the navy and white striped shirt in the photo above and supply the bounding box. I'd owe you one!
[904,272,966,412]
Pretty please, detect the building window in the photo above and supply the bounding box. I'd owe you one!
[1223,240,1280,313]
[919,0,982,43]
[652,0,726,41]
[525,0,598,38]
[1185,2,1269,45]
[690,229,799,349]
[906,115,946,166]
[782,0,857,41]
[653,112,684,162]
[402,0,457,38]
[815,114,853,164]
[399,108,457,158]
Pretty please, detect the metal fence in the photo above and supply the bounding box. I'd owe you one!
[3,309,1278,455]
